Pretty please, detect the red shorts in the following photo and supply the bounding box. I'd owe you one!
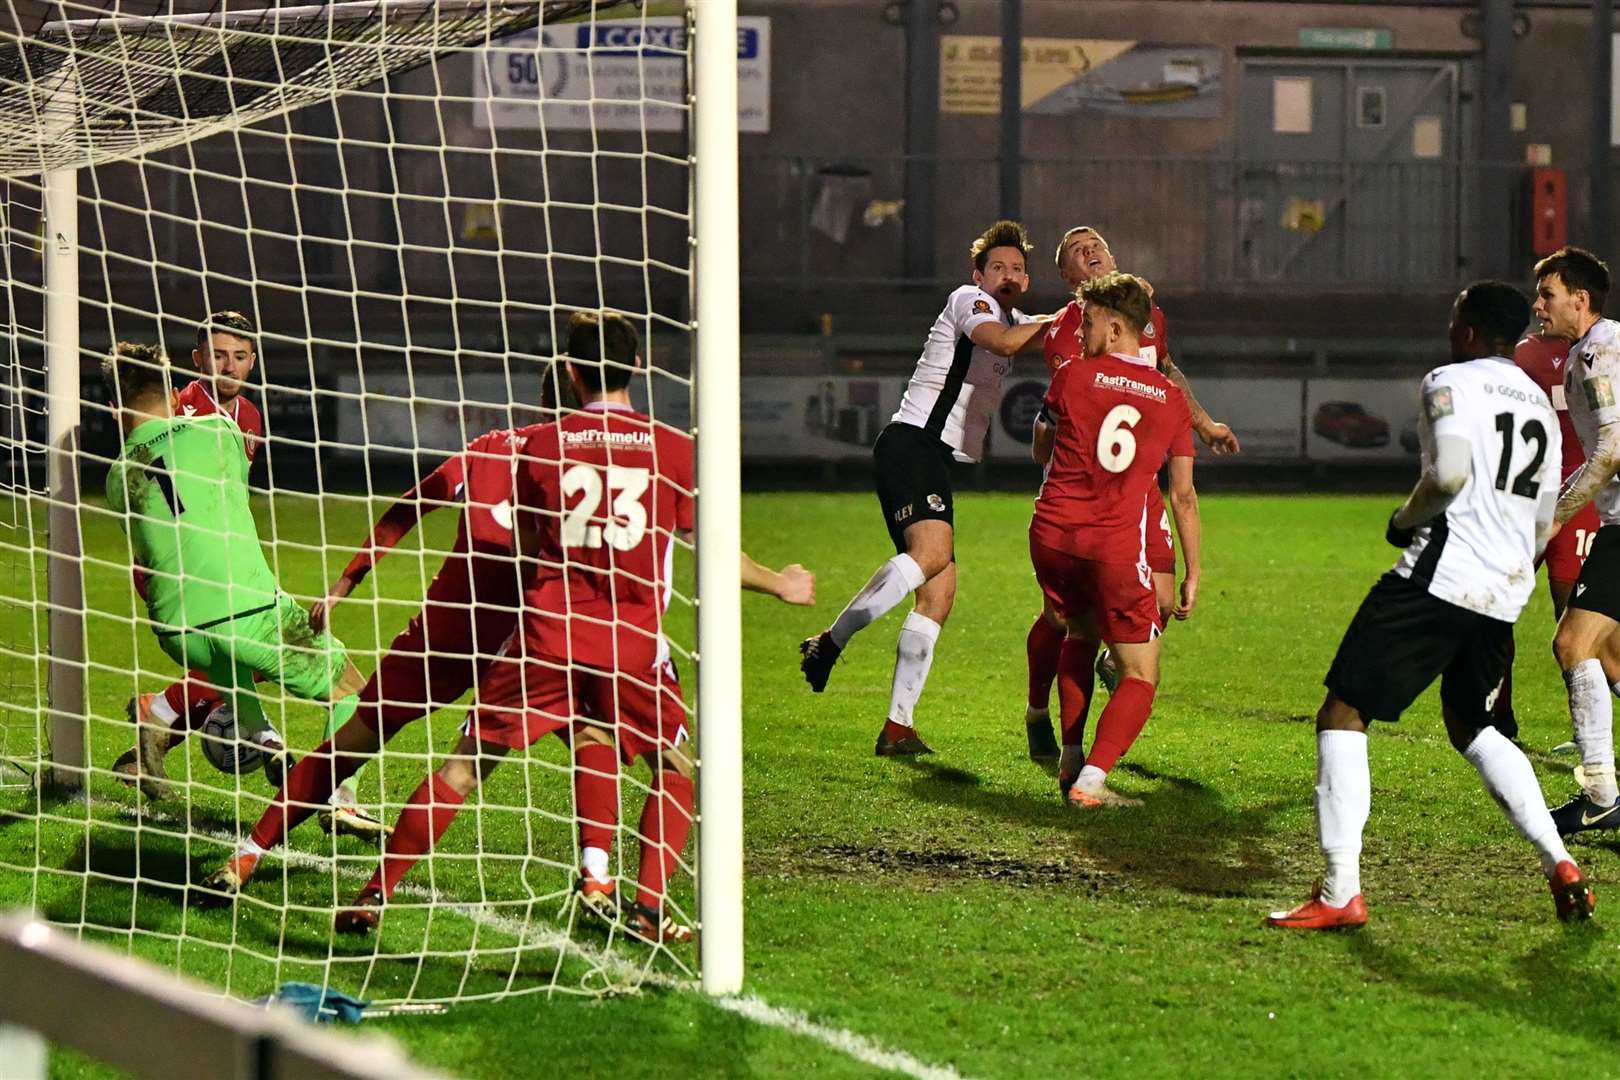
[357,570,521,735]
[1030,534,1162,645]
[468,643,689,762]
[1545,501,1602,586]
[1146,486,1174,576]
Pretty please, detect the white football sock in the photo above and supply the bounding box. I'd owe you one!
[581,846,610,884]
[829,554,927,648]
[1075,764,1108,789]
[1463,726,1572,875]
[149,694,180,724]
[886,611,941,729]
[329,777,359,807]
[237,838,267,860]
[1565,659,1618,803]
[1316,729,1370,907]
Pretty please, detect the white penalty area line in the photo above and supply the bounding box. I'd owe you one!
[707,994,968,1080]
[98,799,969,1080]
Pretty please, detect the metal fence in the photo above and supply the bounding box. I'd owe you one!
[742,154,1577,293]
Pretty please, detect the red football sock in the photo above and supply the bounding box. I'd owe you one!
[165,675,223,738]
[574,741,620,858]
[1057,637,1098,748]
[248,737,362,849]
[1026,614,1064,712]
[635,772,694,911]
[365,774,467,899]
[1087,677,1156,773]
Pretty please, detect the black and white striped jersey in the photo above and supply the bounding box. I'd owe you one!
[891,284,1031,463]
[1392,357,1559,622]
[1565,318,1620,526]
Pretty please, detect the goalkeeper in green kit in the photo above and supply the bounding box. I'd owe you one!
[104,341,368,804]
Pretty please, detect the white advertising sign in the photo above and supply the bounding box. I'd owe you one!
[332,370,1427,467]
[985,376,1309,463]
[330,372,551,457]
[1305,377,1424,462]
[474,17,771,132]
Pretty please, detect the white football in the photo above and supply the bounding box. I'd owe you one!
[199,704,265,774]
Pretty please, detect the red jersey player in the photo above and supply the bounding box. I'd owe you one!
[201,313,811,939]
[199,417,562,884]
[1024,227,1229,762]
[329,311,699,941]
[1483,332,1596,744]
[1029,272,1201,807]
[112,311,294,789]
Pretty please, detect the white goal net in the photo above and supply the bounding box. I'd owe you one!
[0,0,743,1008]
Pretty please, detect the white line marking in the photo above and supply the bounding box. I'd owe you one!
[709,995,968,1080]
[84,797,966,1077]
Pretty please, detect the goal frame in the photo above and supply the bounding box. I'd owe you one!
[31,0,745,996]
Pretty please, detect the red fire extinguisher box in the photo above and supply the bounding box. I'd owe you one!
[1528,167,1567,256]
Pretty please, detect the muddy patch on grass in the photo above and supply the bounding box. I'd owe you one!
[789,843,1127,893]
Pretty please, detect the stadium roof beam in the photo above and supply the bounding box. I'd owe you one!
[1594,0,1614,257]
[1479,0,1514,278]
[999,0,1021,222]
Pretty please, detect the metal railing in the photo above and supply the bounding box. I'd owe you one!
[741,153,1580,293]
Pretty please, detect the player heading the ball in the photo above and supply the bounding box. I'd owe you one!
[1269,281,1590,930]
[800,220,1052,756]
[1026,226,1232,762]
[102,342,365,803]
[1029,272,1200,808]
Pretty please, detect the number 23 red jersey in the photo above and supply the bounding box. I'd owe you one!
[1031,353,1193,563]
[515,402,695,670]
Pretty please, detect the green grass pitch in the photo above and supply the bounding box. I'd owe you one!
[4,489,1619,1078]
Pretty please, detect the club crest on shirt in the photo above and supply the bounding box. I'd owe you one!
[1424,386,1454,421]
[1142,321,1156,338]
[972,299,992,315]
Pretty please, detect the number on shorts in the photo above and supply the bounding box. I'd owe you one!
[560,464,651,551]
[1097,404,1142,473]
[1576,528,1596,559]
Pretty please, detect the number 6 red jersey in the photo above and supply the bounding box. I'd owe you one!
[1031,353,1194,564]
[515,402,695,671]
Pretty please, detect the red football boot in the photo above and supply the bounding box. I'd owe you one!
[334,887,384,935]
[1266,884,1368,930]
[1549,860,1596,922]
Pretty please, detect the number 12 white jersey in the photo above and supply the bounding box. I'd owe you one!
[1391,356,1560,622]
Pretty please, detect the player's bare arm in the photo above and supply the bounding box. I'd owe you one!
[1557,419,1620,523]
[970,316,1051,358]
[1160,355,1241,455]
[1167,455,1200,619]
[1031,407,1056,466]
[741,550,816,606]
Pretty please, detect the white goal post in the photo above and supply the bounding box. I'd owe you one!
[1,0,744,1004]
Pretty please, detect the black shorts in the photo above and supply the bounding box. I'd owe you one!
[1568,523,1620,622]
[1324,572,1513,727]
[872,422,955,554]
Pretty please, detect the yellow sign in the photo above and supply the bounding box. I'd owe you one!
[940,36,1133,114]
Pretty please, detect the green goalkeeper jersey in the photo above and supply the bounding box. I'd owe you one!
[106,413,277,632]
